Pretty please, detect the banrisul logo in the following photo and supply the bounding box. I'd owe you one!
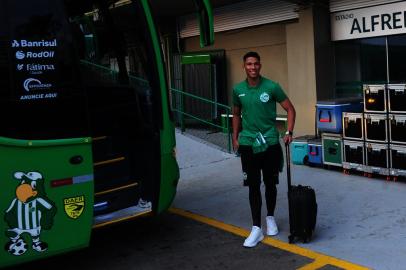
[12,39,57,48]
[23,78,52,92]
[12,40,20,48]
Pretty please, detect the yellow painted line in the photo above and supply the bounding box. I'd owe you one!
[95,182,138,197]
[169,207,370,270]
[296,260,327,270]
[94,157,125,167]
[93,210,152,229]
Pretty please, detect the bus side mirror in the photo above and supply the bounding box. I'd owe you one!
[193,0,214,47]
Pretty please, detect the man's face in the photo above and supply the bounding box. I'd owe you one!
[244,56,261,79]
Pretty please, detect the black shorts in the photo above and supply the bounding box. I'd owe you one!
[239,143,283,186]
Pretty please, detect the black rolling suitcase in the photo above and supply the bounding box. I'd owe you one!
[286,143,317,243]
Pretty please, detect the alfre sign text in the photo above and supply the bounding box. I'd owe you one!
[331,2,406,41]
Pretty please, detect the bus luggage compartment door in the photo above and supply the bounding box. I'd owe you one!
[0,137,94,268]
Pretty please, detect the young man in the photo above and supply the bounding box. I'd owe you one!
[232,51,296,248]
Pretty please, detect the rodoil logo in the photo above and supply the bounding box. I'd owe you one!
[15,51,55,60]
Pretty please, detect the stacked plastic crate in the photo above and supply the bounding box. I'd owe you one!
[342,110,364,173]
[316,98,363,167]
[343,84,406,180]
[387,85,406,180]
[362,84,390,177]
[291,135,318,165]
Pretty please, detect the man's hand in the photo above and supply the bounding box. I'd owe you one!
[283,134,293,145]
[232,138,239,153]
[232,105,242,153]
[280,98,296,145]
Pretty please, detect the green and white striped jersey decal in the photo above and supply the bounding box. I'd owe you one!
[6,198,53,230]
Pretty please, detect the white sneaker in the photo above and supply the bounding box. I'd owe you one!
[137,198,152,209]
[243,226,264,247]
[266,216,279,236]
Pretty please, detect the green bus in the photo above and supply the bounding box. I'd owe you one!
[0,0,213,267]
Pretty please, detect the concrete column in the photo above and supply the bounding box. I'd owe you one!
[313,3,335,101]
[286,8,317,136]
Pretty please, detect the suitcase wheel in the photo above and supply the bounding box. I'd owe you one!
[303,237,309,244]
[303,234,313,243]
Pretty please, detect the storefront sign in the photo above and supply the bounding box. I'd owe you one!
[331,2,406,41]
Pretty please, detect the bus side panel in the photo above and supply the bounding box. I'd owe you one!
[157,142,179,213]
[0,138,93,268]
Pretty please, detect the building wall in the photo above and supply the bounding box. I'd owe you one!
[182,9,318,135]
[183,23,288,115]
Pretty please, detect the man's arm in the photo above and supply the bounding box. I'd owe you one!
[232,105,242,151]
[280,98,296,144]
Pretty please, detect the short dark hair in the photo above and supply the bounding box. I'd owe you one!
[243,51,260,62]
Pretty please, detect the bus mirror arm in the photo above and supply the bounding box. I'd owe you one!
[192,0,214,47]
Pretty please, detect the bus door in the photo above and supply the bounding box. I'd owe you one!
[0,0,94,267]
[72,0,161,223]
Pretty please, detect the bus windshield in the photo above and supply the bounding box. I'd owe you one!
[0,0,158,140]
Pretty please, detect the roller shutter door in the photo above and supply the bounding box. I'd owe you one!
[178,0,298,38]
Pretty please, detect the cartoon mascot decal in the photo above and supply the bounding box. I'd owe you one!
[4,171,56,256]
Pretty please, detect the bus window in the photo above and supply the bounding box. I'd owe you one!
[0,2,9,98]
[1,0,89,140]
[69,0,160,138]
[1,0,161,142]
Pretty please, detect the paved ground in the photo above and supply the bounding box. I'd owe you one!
[9,212,330,270]
[179,127,232,153]
[174,129,406,270]
[7,129,405,270]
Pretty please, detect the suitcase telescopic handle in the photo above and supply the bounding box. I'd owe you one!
[285,143,292,191]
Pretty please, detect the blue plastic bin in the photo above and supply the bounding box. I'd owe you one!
[317,98,363,134]
[308,139,323,165]
[291,135,314,165]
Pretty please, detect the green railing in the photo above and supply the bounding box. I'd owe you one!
[80,59,119,82]
[80,59,150,89]
[79,60,233,152]
[170,88,233,153]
